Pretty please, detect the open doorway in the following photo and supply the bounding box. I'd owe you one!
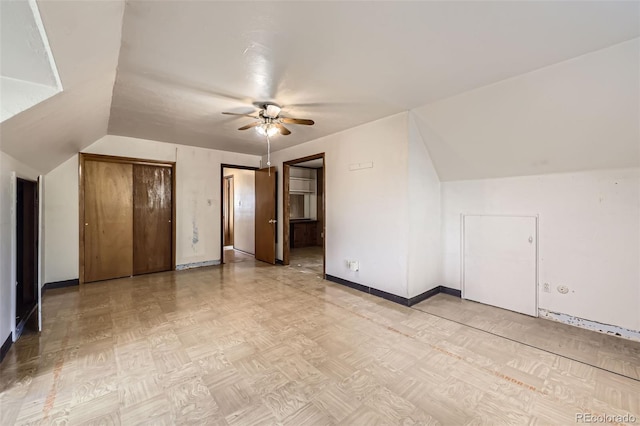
[283,154,325,276]
[221,165,257,264]
[15,178,39,338]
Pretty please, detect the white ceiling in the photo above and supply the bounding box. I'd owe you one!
[109,1,640,156]
[0,1,638,177]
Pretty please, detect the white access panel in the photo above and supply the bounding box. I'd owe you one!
[463,215,538,317]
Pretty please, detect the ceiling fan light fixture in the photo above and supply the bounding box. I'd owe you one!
[265,104,281,118]
[256,123,278,137]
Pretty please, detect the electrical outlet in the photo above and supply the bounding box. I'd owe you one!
[543,283,550,293]
[557,285,569,294]
[346,260,359,271]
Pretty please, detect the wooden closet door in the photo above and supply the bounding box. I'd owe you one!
[84,161,133,282]
[133,164,173,275]
[255,167,276,264]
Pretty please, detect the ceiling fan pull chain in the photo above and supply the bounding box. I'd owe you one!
[266,133,271,176]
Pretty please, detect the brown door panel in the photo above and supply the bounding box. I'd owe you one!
[84,161,133,282]
[255,167,277,264]
[133,164,173,275]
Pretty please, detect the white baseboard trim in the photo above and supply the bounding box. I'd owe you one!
[539,309,640,342]
[176,260,220,271]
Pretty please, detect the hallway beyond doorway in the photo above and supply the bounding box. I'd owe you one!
[289,246,323,275]
[223,247,254,264]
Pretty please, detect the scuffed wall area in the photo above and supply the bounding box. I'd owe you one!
[43,135,260,283]
[441,167,640,332]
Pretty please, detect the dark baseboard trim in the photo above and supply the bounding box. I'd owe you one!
[0,333,12,364]
[43,279,79,293]
[407,286,441,306]
[326,274,369,292]
[325,275,460,307]
[370,287,408,305]
[440,286,462,298]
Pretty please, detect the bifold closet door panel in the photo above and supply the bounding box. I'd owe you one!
[84,161,133,282]
[133,164,173,275]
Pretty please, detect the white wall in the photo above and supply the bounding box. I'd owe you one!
[441,168,640,332]
[407,114,442,298]
[43,135,260,282]
[43,154,78,283]
[0,151,39,343]
[223,168,255,254]
[268,113,410,297]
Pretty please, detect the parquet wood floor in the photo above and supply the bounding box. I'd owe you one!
[1,258,638,425]
[414,294,640,381]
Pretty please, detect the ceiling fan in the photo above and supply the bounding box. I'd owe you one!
[222,103,314,136]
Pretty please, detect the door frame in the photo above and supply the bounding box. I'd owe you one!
[283,153,326,277]
[219,164,258,264]
[37,176,44,332]
[460,213,539,317]
[10,173,43,341]
[223,175,234,247]
[79,153,177,284]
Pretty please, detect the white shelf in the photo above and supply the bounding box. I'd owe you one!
[290,177,315,193]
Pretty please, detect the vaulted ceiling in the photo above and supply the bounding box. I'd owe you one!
[1,1,638,178]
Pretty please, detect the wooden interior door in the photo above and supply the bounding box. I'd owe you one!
[223,176,234,246]
[84,160,133,282]
[255,167,277,264]
[133,164,173,275]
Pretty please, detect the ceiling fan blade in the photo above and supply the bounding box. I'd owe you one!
[238,122,260,131]
[280,117,315,126]
[223,112,259,118]
[275,123,291,135]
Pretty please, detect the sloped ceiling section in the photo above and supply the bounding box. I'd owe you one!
[413,38,640,181]
[108,1,640,156]
[0,1,124,173]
